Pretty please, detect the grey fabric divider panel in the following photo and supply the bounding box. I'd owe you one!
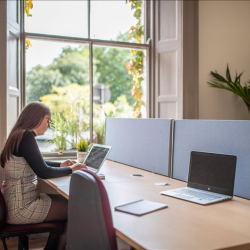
[105,118,172,176]
[172,119,250,199]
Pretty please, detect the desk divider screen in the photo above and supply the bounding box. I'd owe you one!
[105,118,173,176]
[172,119,250,200]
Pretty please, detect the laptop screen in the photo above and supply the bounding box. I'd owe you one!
[188,151,237,196]
[84,145,111,170]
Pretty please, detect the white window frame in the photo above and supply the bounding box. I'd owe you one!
[23,1,151,159]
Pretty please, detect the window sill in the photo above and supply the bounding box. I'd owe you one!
[42,150,77,161]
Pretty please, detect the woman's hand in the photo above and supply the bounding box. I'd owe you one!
[60,159,77,167]
[70,163,86,173]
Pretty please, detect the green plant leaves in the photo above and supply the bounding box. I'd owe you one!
[208,65,250,113]
[226,65,232,83]
[76,139,88,152]
[126,0,144,118]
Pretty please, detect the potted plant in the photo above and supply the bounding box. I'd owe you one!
[76,139,89,163]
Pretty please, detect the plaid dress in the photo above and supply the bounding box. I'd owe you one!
[2,156,51,224]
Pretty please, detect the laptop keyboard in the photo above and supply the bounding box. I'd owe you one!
[175,189,222,201]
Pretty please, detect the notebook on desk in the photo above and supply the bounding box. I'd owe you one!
[83,144,111,174]
[161,151,237,205]
[115,199,168,216]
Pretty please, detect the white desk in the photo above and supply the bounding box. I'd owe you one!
[43,160,250,250]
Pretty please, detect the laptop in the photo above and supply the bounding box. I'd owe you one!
[83,144,112,173]
[161,151,237,205]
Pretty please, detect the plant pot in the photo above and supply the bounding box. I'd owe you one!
[77,151,88,163]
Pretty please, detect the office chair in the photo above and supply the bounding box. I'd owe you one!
[0,190,65,250]
[67,169,117,250]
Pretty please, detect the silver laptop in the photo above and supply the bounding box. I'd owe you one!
[161,151,237,205]
[83,144,112,173]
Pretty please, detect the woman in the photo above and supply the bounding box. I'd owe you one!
[0,102,85,250]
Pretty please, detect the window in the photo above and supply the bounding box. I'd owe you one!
[25,0,149,153]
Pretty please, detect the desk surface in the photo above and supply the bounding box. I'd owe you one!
[43,160,250,250]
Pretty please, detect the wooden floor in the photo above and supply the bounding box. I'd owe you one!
[0,236,130,250]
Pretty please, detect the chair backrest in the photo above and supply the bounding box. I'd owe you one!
[67,169,117,250]
[0,190,7,229]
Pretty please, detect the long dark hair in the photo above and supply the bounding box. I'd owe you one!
[0,102,51,168]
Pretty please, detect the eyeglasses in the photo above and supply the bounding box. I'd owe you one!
[45,117,53,126]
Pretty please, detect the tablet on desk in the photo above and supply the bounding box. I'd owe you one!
[115,199,168,216]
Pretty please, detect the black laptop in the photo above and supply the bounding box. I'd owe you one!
[161,151,237,205]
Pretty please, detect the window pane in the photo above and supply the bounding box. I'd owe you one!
[90,1,144,43]
[25,1,88,38]
[92,45,147,144]
[26,40,90,152]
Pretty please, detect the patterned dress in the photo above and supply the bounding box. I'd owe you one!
[2,156,51,224]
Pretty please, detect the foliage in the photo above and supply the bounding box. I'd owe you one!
[26,45,134,106]
[25,0,33,50]
[93,122,106,145]
[126,0,144,43]
[41,84,90,117]
[25,0,33,17]
[26,65,64,103]
[26,0,144,115]
[93,46,134,104]
[208,65,250,113]
[26,0,145,148]
[25,40,32,50]
[126,0,145,118]
[113,95,133,117]
[76,139,88,152]
[40,84,132,149]
[93,95,133,144]
[50,112,68,151]
[116,31,132,43]
[41,84,90,149]
[51,46,90,86]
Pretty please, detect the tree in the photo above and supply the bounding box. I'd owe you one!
[93,46,134,104]
[51,46,90,86]
[26,41,134,106]
[26,65,63,103]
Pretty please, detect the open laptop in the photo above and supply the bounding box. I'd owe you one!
[83,144,112,174]
[161,151,237,205]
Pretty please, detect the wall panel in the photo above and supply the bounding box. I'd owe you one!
[172,120,250,199]
[105,118,172,176]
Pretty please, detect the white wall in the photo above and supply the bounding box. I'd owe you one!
[199,1,250,120]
